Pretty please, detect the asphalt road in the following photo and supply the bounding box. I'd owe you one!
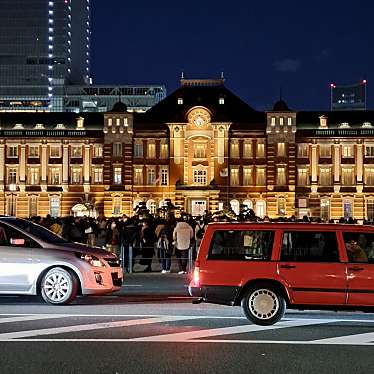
[1,274,374,374]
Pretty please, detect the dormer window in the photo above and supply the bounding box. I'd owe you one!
[362,122,372,128]
[76,117,84,129]
[319,116,327,128]
[339,122,350,128]
[219,97,225,105]
[177,98,183,105]
[14,123,24,129]
[34,124,45,129]
[55,123,65,129]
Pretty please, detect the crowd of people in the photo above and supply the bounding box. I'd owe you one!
[29,212,208,274]
[28,207,372,274]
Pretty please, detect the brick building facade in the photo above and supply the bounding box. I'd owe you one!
[1,78,374,221]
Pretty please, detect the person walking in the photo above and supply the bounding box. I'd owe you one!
[140,220,156,272]
[173,218,194,274]
[194,215,206,255]
[156,220,172,273]
[96,215,107,248]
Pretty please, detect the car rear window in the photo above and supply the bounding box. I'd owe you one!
[342,232,374,263]
[209,230,275,261]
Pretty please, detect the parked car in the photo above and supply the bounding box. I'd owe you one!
[189,222,374,325]
[0,217,122,305]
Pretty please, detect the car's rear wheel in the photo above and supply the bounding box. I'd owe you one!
[41,267,78,305]
[241,283,286,325]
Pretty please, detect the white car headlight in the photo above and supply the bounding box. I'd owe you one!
[81,254,105,268]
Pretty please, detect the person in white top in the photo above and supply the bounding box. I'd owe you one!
[173,218,194,274]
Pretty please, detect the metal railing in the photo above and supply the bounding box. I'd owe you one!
[116,245,195,274]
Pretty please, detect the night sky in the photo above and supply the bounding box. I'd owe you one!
[91,0,373,111]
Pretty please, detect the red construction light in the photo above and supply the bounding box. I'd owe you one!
[362,79,367,84]
[330,83,336,89]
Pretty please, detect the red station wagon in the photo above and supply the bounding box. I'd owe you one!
[189,223,374,325]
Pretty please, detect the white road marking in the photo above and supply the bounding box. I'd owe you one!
[121,285,143,287]
[0,316,199,340]
[131,318,338,342]
[1,314,374,345]
[0,315,66,324]
[2,339,373,346]
[0,313,373,322]
[0,313,248,319]
[311,331,374,345]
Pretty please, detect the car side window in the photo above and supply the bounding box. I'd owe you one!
[342,232,374,263]
[0,223,40,248]
[209,230,274,261]
[281,231,339,262]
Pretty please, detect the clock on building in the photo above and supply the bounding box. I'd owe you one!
[187,107,211,127]
[194,116,205,127]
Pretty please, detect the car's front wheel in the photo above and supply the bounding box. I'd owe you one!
[241,283,286,325]
[41,267,78,305]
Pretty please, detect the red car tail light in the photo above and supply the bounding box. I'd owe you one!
[193,260,200,287]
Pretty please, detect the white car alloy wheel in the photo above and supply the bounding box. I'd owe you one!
[241,283,286,325]
[248,288,279,320]
[41,267,78,305]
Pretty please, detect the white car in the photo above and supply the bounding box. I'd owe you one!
[0,217,123,305]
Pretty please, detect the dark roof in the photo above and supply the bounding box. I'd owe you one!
[0,112,104,129]
[110,101,128,113]
[296,111,374,129]
[140,83,264,126]
[272,99,291,112]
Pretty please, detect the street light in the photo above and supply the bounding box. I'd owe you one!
[9,183,16,216]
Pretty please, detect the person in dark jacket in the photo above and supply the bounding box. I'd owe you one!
[118,216,138,272]
[140,220,156,272]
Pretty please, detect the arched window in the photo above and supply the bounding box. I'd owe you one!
[367,198,374,221]
[243,199,253,210]
[230,199,240,215]
[29,195,38,217]
[147,199,157,215]
[256,200,266,218]
[159,200,168,208]
[133,199,142,210]
[320,198,330,221]
[277,198,286,216]
[113,196,122,216]
[50,195,60,218]
[343,199,353,220]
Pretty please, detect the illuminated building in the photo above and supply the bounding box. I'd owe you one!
[1,77,374,221]
[0,1,165,113]
[0,0,91,100]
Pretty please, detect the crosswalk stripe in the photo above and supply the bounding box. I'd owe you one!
[0,315,199,340]
[311,331,374,345]
[3,339,373,345]
[0,315,66,324]
[131,318,338,342]
[0,313,247,319]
